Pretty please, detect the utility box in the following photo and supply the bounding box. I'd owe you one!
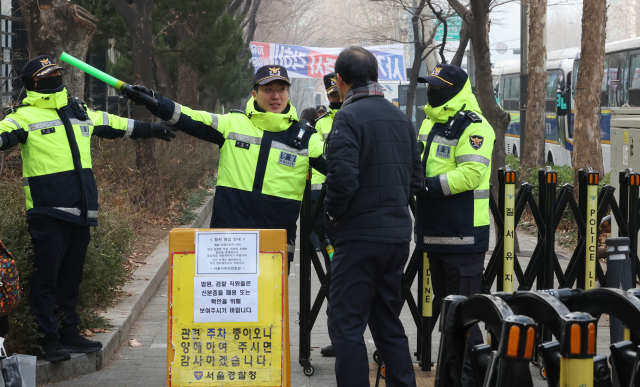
[610,109,640,246]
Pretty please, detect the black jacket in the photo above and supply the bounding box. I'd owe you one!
[324,94,423,244]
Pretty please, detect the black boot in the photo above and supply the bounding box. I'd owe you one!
[321,343,335,357]
[60,334,102,354]
[41,340,71,362]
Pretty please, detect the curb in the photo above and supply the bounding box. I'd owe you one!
[36,193,215,385]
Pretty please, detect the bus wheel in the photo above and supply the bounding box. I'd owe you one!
[547,152,554,165]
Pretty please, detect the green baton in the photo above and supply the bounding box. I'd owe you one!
[59,52,158,106]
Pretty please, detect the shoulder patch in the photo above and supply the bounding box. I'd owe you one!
[230,109,247,116]
[465,111,482,123]
[469,135,484,150]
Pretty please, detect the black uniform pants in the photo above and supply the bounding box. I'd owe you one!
[28,218,90,341]
[328,240,416,387]
[429,252,485,385]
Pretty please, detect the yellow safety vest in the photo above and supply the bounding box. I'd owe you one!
[0,88,134,226]
[415,80,496,253]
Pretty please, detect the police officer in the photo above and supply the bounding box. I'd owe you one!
[131,65,326,272]
[316,104,327,117]
[415,63,495,387]
[0,55,175,362]
[311,72,342,357]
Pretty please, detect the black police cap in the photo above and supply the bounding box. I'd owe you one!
[418,63,468,87]
[254,65,291,86]
[323,72,338,95]
[316,105,327,113]
[22,55,64,80]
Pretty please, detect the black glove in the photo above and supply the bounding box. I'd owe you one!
[134,121,176,142]
[151,122,176,141]
[416,181,430,198]
[123,85,155,106]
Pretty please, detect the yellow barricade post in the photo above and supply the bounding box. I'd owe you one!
[559,312,597,387]
[585,171,599,290]
[503,170,516,293]
[422,253,432,318]
[166,229,290,387]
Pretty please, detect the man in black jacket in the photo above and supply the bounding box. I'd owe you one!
[324,46,423,387]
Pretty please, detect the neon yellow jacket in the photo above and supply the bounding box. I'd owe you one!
[149,94,326,251]
[414,79,496,253]
[0,88,138,226]
[310,108,337,189]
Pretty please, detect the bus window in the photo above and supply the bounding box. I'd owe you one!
[501,77,510,106]
[608,51,630,107]
[510,77,520,100]
[629,52,640,106]
[546,72,558,99]
[602,55,609,107]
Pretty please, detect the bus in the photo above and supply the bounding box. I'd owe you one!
[492,47,578,168]
[492,37,640,173]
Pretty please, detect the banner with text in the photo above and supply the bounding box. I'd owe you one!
[250,42,406,81]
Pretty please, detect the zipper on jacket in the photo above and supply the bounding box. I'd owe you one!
[56,106,88,225]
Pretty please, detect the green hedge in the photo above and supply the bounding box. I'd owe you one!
[0,177,135,354]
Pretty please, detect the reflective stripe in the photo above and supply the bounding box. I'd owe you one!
[228,132,262,145]
[418,134,429,142]
[287,244,295,253]
[53,207,81,216]
[28,120,63,131]
[322,133,329,140]
[5,118,21,129]
[69,118,94,126]
[102,111,109,126]
[423,236,475,245]
[124,119,135,138]
[311,184,323,191]
[23,177,28,187]
[456,154,490,166]
[210,113,218,129]
[167,103,182,125]
[433,136,458,146]
[439,174,451,196]
[271,141,308,157]
[474,189,491,199]
[87,210,98,219]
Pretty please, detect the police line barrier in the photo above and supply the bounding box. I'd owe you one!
[435,287,640,387]
[296,166,640,375]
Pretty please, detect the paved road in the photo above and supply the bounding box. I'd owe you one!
[49,218,612,387]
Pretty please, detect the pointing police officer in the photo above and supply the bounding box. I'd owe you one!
[415,63,495,387]
[131,65,326,273]
[0,55,175,362]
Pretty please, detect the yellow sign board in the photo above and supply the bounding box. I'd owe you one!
[167,229,290,386]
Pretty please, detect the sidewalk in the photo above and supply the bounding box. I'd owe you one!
[49,216,611,387]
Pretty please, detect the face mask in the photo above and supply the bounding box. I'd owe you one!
[35,75,63,91]
[329,102,343,110]
[427,83,465,107]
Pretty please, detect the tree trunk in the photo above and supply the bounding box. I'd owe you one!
[18,0,98,98]
[468,0,511,186]
[153,54,176,100]
[109,0,167,216]
[176,62,198,107]
[406,0,427,124]
[451,21,470,67]
[522,0,547,177]
[573,0,606,190]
